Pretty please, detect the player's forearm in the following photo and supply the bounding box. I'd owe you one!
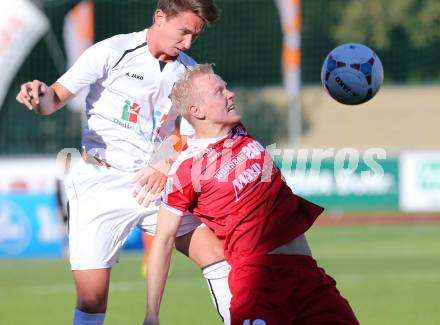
[148,159,172,176]
[146,235,175,318]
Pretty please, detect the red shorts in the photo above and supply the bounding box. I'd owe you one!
[228,255,359,325]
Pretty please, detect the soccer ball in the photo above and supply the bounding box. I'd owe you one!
[321,43,383,105]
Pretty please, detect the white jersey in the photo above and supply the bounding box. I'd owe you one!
[58,29,195,171]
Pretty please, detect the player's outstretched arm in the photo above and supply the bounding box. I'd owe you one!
[16,81,73,115]
[144,206,182,325]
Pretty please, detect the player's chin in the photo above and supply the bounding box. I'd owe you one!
[171,47,183,55]
[229,113,242,124]
[230,108,241,117]
[164,48,180,58]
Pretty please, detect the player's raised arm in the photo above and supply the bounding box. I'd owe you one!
[145,206,182,325]
[16,80,73,115]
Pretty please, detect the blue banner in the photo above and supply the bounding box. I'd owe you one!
[0,193,144,259]
[0,194,62,258]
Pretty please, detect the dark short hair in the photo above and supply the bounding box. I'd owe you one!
[156,0,220,25]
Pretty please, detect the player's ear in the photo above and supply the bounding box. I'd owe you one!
[188,104,204,119]
[154,9,166,25]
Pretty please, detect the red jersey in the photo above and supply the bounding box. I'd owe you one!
[162,124,323,263]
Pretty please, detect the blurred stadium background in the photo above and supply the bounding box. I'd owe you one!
[1,0,439,324]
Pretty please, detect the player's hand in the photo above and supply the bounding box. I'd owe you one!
[133,166,167,207]
[16,80,48,111]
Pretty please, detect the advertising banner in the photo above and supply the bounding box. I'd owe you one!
[0,156,142,258]
[0,157,62,258]
[400,152,440,212]
[0,194,61,258]
[277,150,399,211]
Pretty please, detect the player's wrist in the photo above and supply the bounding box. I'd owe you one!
[147,159,172,175]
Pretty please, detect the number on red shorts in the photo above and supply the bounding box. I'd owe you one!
[243,319,266,325]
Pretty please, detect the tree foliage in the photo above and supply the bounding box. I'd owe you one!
[333,0,440,50]
[301,0,440,82]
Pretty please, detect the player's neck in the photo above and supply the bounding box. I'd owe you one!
[195,124,234,139]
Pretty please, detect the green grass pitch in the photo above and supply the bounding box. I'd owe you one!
[1,223,439,324]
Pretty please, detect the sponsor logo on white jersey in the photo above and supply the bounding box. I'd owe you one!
[111,99,143,134]
[125,72,144,80]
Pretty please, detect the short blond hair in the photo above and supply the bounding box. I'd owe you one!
[171,64,214,119]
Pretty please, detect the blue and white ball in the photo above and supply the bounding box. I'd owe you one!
[321,43,383,105]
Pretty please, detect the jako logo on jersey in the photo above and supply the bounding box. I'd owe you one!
[125,72,144,80]
[121,100,141,123]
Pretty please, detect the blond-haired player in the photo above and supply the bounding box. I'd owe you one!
[145,64,359,325]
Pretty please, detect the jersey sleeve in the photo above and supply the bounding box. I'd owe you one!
[161,160,197,216]
[57,40,112,95]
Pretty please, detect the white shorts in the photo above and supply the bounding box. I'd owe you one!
[64,159,201,270]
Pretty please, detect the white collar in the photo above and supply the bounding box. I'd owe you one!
[187,134,228,149]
